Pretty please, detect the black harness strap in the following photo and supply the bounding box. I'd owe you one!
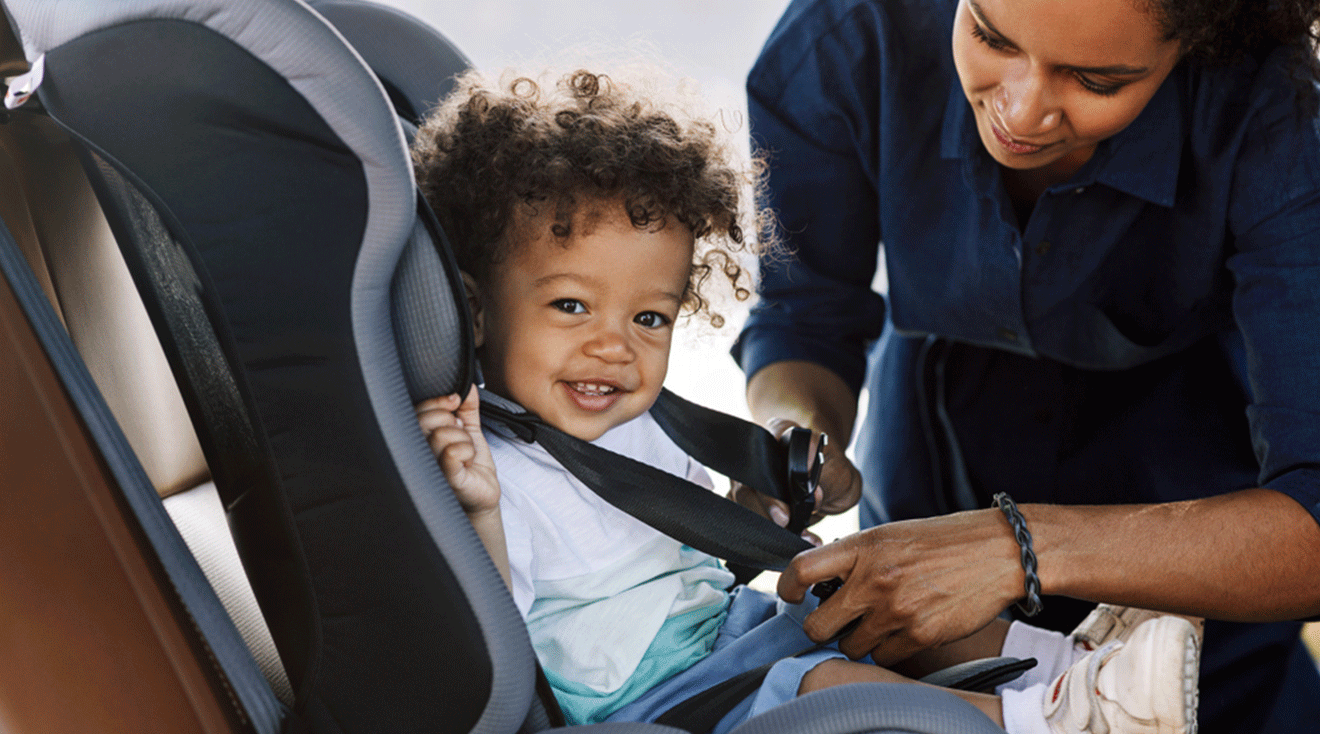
[480,394,812,572]
[648,389,791,501]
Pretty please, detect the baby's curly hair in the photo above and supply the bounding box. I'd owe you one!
[413,67,771,327]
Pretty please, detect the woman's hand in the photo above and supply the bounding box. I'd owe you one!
[416,385,499,516]
[743,360,863,516]
[726,417,861,544]
[777,509,1023,664]
[765,417,863,517]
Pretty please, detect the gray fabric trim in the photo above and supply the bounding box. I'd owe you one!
[391,220,465,404]
[6,1,537,731]
[308,0,469,120]
[565,726,690,733]
[727,683,1007,734]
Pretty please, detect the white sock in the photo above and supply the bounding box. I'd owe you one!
[997,621,1085,692]
[1001,683,1053,734]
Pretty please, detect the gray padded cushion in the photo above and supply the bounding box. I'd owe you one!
[308,0,469,121]
[727,683,1007,734]
[391,219,466,403]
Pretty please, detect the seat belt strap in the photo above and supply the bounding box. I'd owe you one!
[479,391,812,571]
[647,388,790,501]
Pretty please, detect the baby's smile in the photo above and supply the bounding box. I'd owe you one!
[562,380,627,413]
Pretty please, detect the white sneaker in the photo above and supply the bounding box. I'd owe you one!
[1044,616,1200,734]
[1071,604,1205,651]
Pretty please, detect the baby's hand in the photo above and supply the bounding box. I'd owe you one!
[416,385,499,515]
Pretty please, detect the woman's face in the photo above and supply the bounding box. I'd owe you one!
[951,0,1183,173]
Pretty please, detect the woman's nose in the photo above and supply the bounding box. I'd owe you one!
[995,63,1060,137]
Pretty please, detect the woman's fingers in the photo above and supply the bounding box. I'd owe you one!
[777,535,858,602]
[727,480,792,524]
[816,440,862,515]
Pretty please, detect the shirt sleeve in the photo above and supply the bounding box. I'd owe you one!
[732,0,889,395]
[1225,84,1320,523]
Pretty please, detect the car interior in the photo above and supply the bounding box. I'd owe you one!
[0,1,1016,732]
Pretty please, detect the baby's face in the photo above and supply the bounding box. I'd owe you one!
[477,206,694,441]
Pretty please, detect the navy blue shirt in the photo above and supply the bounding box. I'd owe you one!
[733,0,1320,731]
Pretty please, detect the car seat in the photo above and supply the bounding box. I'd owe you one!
[0,0,1009,732]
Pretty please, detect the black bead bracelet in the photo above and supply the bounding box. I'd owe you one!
[992,492,1043,617]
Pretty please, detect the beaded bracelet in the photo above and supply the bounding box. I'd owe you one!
[992,492,1043,617]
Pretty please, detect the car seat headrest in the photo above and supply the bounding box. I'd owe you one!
[307,0,470,127]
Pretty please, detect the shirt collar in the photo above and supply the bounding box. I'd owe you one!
[940,68,1184,207]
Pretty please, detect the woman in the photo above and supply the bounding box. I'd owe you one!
[732,0,1320,731]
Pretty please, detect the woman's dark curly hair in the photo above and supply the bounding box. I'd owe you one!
[1148,0,1320,81]
[413,68,772,327]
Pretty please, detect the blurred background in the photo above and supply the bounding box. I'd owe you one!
[376,0,863,555]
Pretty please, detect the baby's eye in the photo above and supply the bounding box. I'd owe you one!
[634,311,671,329]
[551,299,587,314]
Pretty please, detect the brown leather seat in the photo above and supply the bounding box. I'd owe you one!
[0,8,291,708]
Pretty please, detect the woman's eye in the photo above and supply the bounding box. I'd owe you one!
[551,299,586,314]
[634,311,671,329]
[1075,73,1124,97]
[970,23,1012,52]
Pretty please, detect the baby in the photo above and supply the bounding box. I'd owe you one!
[413,67,1201,734]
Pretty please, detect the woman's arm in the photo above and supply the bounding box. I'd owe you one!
[416,386,512,590]
[1033,488,1320,620]
[778,487,1320,664]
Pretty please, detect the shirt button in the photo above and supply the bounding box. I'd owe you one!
[1035,241,1052,256]
[998,327,1019,342]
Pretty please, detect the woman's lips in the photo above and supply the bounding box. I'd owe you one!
[990,122,1047,155]
[562,381,625,412]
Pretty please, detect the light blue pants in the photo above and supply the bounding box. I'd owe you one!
[605,586,851,733]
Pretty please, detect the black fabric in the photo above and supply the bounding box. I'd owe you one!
[650,389,806,583]
[917,656,1038,694]
[40,19,490,733]
[649,389,792,502]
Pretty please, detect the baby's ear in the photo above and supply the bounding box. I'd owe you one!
[460,271,485,348]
